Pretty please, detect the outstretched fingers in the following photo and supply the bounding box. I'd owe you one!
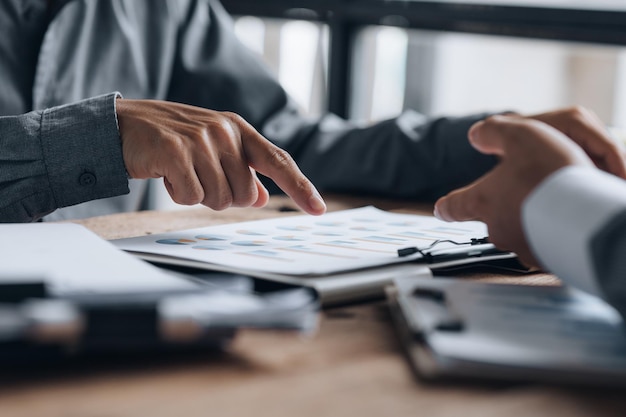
[531,107,626,178]
[233,115,326,215]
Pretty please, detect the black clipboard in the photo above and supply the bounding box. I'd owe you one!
[386,276,626,387]
[0,271,318,364]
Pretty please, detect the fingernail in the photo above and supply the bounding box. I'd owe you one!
[309,190,326,214]
[433,205,443,220]
[468,121,482,141]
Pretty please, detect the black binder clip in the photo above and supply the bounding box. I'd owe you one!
[397,237,490,260]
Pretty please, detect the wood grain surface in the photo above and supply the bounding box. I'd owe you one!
[1,196,623,417]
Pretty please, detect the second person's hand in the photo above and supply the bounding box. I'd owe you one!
[116,99,326,215]
[434,115,594,267]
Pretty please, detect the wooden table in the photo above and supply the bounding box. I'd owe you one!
[1,196,624,417]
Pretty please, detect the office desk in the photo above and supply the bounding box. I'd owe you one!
[0,196,624,417]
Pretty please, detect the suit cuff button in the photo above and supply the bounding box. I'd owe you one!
[79,172,97,187]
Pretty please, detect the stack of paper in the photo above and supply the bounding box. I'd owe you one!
[112,207,515,304]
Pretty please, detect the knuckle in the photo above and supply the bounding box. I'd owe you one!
[482,115,501,127]
[177,178,204,206]
[205,191,233,211]
[484,114,500,122]
[162,134,186,156]
[219,119,236,136]
[479,115,507,134]
[231,188,257,207]
[605,140,621,155]
[180,190,203,206]
[294,177,312,194]
[481,115,510,134]
[208,118,238,141]
[268,147,294,169]
[223,111,246,126]
[565,105,593,123]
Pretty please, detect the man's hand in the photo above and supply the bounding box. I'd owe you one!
[434,115,594,267]
[116,99,326,215]
[525,106,626,178]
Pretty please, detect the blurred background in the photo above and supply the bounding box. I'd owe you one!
[155,0,626,210]
[232,17,626,125]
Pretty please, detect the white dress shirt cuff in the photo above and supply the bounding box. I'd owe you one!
[522,166,626,297]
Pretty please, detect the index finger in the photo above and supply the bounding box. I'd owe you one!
[234,117,326,216]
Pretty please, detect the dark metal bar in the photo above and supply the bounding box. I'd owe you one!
[326,17,354,118]
[221,0,626,116]
[221,0,626,46]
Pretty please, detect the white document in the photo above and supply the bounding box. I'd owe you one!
[0,223,199,295]
[112,206,489,276]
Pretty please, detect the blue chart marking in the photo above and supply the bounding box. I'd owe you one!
[249,250,281,258]
[195,234,230,241]
[156,238,196,245]
[350,226,380,231]
[312,231,343,236]
[393,231,434,239]
[273,235,306,242]
[192,245,226,251]
[426,226,470,235]
[231,240,267,247]
[276,225,311,231]
[360,235,406,243]
[244,250,293,262]
[236,229,269,236]
[327,240,357,246]
[387,221,418,227]
[288,245,314,252]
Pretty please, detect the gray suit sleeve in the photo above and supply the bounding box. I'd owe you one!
[590,211,626,319]
[0,93,129,222]
[167,0,497,200]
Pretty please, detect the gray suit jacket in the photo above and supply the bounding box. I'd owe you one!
[591,212,626,319]
[523,167,626,320]
[0,0,496,222]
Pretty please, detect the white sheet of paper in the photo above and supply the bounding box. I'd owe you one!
[0,223,199,295]
[112,206,488,276]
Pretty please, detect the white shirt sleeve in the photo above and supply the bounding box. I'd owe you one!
[522,166,626,297]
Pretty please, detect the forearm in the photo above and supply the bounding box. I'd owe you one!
[0,93,129,222]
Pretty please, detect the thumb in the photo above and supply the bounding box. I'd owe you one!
[251,175,270,208]
[434,183,483,223]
